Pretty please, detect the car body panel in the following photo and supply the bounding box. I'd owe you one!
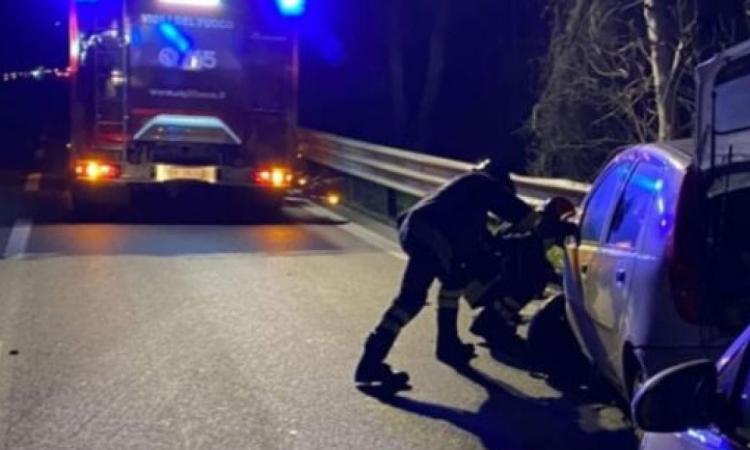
[563,141,738,396]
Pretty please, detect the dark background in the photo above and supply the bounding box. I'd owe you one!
[0,0,548,169]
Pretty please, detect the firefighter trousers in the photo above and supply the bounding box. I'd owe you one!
[363,246,465,364]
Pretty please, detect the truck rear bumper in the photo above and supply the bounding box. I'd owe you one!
[118,163,268,188]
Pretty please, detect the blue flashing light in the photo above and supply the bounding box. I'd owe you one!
[157,22,192,54]
[276,0,306,16]
[630,173,664,193]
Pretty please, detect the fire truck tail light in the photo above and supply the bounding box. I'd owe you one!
[254,168,292,188]
[75,161,121,181]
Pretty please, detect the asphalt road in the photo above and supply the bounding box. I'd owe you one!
[0,173,638,450]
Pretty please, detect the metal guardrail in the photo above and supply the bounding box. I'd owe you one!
[299,129,591,207]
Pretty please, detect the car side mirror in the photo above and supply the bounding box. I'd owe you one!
[632,359,718,433]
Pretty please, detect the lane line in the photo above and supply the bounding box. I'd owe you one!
[24,172,41,193]
[1,173,39,260]
[303,202,407,261]
[3,219,32,259]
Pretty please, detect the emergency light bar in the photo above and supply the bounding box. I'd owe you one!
[159,0,221,7]
[276,0,305,16]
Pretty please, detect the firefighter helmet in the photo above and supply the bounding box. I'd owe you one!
[540,196,576,222]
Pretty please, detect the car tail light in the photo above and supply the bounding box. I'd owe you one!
[75,160,121,181]
[254,168,292,188]
[667,169,708,324]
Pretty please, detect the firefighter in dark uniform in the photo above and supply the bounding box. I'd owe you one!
[465,196,579,340]
[354,158,537,386]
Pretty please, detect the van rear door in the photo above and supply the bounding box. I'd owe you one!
[696,40,750,176]
[695,40,750,335]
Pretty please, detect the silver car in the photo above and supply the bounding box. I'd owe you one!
[562,38,750,401]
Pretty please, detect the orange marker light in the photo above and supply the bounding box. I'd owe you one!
[85,162,100,179]
[271,169,285,187]
[75,161,120,181]
[255,168,291,188]
[326,193,341,206]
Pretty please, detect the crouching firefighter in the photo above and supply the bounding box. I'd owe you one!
[354,157,537,386]
[464,196,579,342]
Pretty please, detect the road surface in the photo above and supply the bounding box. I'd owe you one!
[0,172,637,450]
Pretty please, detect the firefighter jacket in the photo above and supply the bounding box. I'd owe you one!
[397,170,532,272]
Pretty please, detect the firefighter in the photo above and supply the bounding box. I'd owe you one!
[466,196,579,342]
[354,157,537,386]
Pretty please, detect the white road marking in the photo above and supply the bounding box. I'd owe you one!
[303,202,407,261]
[24,173,41,193]
[3,219,32,259]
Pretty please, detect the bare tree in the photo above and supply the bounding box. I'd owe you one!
[696,0,748,61]
[645,0,677,141]
[531,0,697,179]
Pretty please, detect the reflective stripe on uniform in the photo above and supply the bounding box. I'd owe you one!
[437,289,461,309]
[379,319,403,334]
[389,306,413,324]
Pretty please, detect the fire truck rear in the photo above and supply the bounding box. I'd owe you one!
[68,0,304,212]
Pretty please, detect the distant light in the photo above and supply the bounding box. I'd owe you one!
[326,193,341,206]
[254,168,291,188]
[276,0,306,16]
[159,0,221,6]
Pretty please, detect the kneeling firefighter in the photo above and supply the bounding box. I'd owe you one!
[354,157,537,386]
[463,197,579,340]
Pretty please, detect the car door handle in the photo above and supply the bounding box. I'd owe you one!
[616,269,627,284]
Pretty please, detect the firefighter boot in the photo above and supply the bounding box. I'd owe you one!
[436,307,476,366]
[354,331,410,386]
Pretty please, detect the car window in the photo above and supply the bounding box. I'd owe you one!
[580,161,633,243]
[606,162,664,250]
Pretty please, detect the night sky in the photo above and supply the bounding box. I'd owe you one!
[0,1,548,168]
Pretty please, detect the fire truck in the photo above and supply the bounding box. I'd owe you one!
[68,0,305,212]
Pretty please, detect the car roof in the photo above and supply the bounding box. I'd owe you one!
[645,139,693,165]
[611,139,693,170]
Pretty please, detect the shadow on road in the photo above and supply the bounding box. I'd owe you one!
[360,361,637,450]
[29,186,347,227]
[358,297,638,450]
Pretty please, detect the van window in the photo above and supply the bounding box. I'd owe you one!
[580,161,633,243]
[607,162,664,250]
[716,56,750,134]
